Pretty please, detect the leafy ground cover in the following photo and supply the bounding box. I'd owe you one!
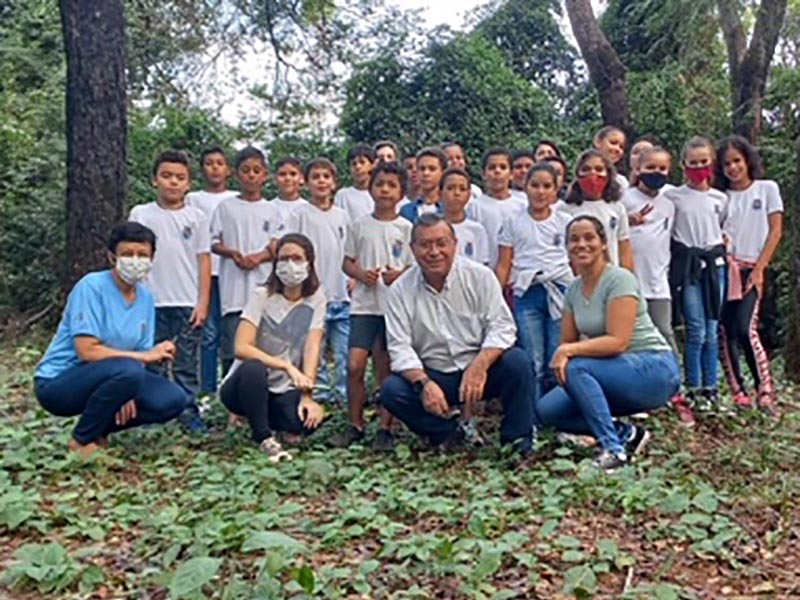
[1,343,798,599]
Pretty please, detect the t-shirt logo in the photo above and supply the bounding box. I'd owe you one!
[391,239,404,259]
[609,217,618,230]
[338,226,345,239]
[753,198,763,210]
[714,204,721,215]
[182,226,193,239]
[263,220,271,233]
[663,218,669,231]
[553,233,562,247]
[465,242,474,256]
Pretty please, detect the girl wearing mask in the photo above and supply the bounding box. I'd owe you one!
[665,137,728,410]
[560,149,634,270]
[34,223,188,457]
[716,136,782,414]
[220,233,326,462]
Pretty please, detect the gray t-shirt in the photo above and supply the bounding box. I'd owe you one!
[564,265,670,354]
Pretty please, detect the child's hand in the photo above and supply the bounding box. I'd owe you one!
[346,278,356,294]
[359,267,380,287]
[241,254,261,270]
[381,266,404,286]
[190,304,208,328]
[629,204,653,226]
[231,251,247,268]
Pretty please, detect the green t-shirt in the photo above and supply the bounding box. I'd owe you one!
[564,265,671,354]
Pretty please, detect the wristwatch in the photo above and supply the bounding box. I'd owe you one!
[412,377,431,395]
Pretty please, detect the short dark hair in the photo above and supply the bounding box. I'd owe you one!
[374,140,399,157]
[152,150,191,177]
[567,214,608,244]
[411,213,455,244]
[200,146,228,165]
[536,139,563,158]
[235,146,267,169]
[416,147,448,171]
[512,149,536,165]
[275,156,303,172]
[304,157,338,180]
[439,167,472,190]
[715,135,763,190]
[369,161,408,196]
[108,221,157,254]
[481,147,512,170]
[266,233,321,298]
[347,144,376,164]
[525,162,559,187]
[565,149,622,205]
[543,154,569,177]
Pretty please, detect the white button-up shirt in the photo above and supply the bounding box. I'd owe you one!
[385,258,517,373]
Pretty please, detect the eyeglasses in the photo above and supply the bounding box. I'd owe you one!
[413,237,455,251]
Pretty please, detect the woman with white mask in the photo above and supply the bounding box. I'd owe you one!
[34,222,188,457]
[220,233,326,461]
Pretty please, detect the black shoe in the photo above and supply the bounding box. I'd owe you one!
[434,426,466,453]
[328,425,365,448]
[625,424,651,459]
[593,449,628,472]
[372,429,395,451]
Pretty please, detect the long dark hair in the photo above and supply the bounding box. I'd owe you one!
[715,135,764,191]
[266,233,321,298]
[565,149,623,205]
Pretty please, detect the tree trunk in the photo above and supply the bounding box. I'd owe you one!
[717,0,788,141]
[783,137,800,382]
[60,0,128,289]
[564,0,631,132]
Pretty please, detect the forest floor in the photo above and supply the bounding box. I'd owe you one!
[0,340,798,600]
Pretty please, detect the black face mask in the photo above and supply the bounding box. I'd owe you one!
[639,172,668,190]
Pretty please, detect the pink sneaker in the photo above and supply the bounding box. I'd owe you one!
[671,393,696,427]
[733,391,753,408]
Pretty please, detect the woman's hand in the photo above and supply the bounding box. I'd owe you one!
[298,396,325,429]
[745,267,765,296]
[550,344,574,386]
[286,365,314,391]
[144,341,176,364]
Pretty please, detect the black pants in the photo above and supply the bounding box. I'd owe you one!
[220,359,313,443]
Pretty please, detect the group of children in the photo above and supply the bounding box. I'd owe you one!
[131,125,782,444]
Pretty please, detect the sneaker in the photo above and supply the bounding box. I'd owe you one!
[757,391,779,417]
[435,426,466,454]
[696,388,719,412]
[733,391,754,408]
[179,409,210,436]
[372,429,395,451]
[625,425,651,458]
[671,393,696,427]
[259,437,292,463]
[593,449,628,472]
[328,425,365,448]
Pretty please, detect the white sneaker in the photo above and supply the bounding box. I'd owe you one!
[259,437,292,463]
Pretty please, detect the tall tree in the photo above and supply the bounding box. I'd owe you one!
[59,0,128,287]
[717,0,788,140]
[564,0,631,130]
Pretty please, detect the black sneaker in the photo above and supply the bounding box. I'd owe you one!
[434,426,466,454]
[328,425,365,448]
[372,429,395,451]
[625,425,651,459]
[695,388,719,413]
[593,449,628,472]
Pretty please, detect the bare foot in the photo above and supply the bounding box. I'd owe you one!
[68,439,102,458]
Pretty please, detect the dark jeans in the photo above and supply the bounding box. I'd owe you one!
[151,306,201,407]
[220,359,316,443]
[35,358,188,444]
[220,311,242,377]
[380,347,535,452]
[200,277,222,394]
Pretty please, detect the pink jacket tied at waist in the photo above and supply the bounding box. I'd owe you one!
[727,256,757,301]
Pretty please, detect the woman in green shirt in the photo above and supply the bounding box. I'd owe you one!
[535,215,681,471]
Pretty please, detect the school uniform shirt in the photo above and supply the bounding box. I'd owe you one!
[385,257,517,373]
[498,209,573,297]
[186,190,238,276]
[452,219,490,265]
[723,180,783,263]
[35,271,154,380]
[623,187,676,300]
[210,196,286,316]
[664,185,727,249]
[129,202,210,308]
[559,199,630,266]
[226,287,326,395]
[271,197,309,230]
[334,187,373,222]
[469,193,527,269]
[615,173,629,190]
[344,214,414,316]
[290,202,350,305]
[510,189,527,203]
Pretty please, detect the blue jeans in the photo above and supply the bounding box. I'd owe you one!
[514,284,561,403]
[682,267,725,389]
[316,302,350,404]
[535,352,681,454]
[381,347,535,452]
[200,277,221,394]
[35,358,188,444]
[152,307,201,411]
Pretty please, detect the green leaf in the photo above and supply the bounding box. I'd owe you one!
[168,557,222,598]
[472,549,503,580]
[563,564,597,597]
[562,550,586,562]
[242,531,305,555]
[596,539,619,561]
[555,535,582,549]
[692,490,719,513]
[294,566,315,593]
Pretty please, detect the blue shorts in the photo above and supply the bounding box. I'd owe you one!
[348,315,386,351]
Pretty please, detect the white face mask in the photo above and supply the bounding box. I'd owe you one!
[275,260,309,288]
[116,256,152,285]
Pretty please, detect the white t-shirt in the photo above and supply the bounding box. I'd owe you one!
[186,190,238,276]
[344,215,414,315]
[271,197,309,231]
[616,173,629,190]
[452,219,490,265]
[398,197,411,210]
[469,193,528,269]
[559,200,630,266]
[510,189,528,203]
[664,185,727,249]
[498,209,572,296]
[623,187,675,300]
[290,203,350,304]
[723,180,783,263]
[129,202,209,308]
[210,196,286,315]
[227,287,326,394]
[334,187,373,223]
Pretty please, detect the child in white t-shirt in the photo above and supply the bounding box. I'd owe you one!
[334,144,375,222]
[289,158,351,405]
[130,150,211,433]
[717,135,783,413]
[186,146,238,397]
[210,146,284,375]
[496,162,572,402]
[334,162,414,450]
[272,156,308,226]
[440,167,489,265]
[442,142,483,202]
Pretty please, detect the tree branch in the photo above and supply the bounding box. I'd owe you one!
[716,0,746,70]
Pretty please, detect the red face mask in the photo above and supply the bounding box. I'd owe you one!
[578,174,608,199]
[685,165,713,185]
